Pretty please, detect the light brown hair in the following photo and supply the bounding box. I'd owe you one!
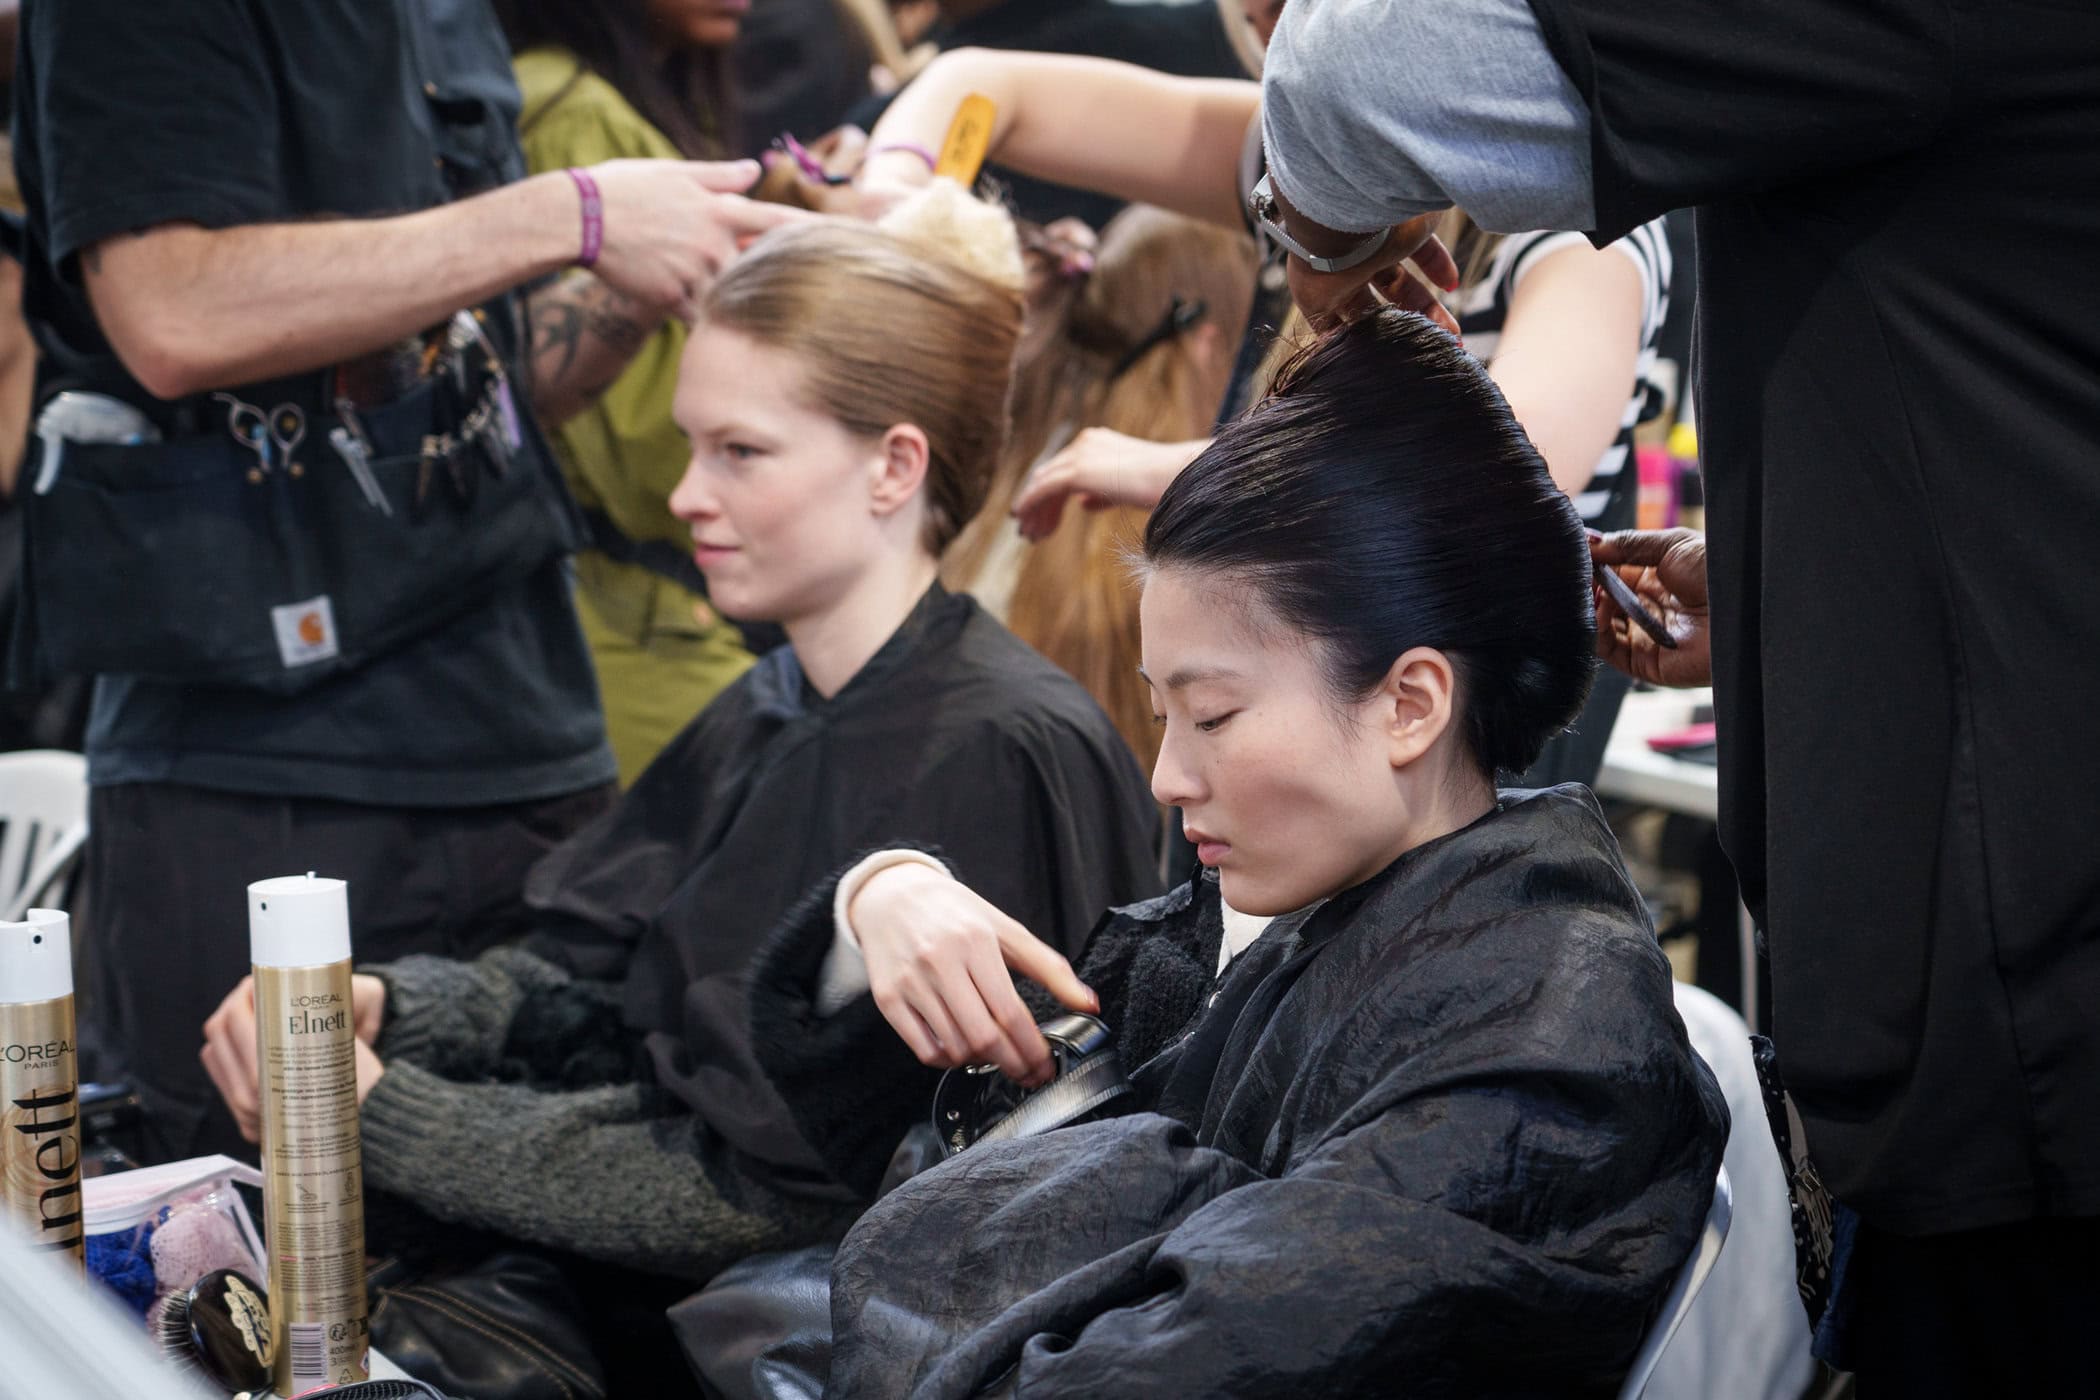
[987,206,1258,768]
[699,186,1025,554]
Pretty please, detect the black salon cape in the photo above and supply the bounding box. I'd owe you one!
[820,788,1728,1398]
[522,585,1161,1197]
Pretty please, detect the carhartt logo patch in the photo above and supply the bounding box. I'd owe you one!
[271,595,340,668]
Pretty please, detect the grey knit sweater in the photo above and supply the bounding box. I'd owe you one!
[358,948,855,1281]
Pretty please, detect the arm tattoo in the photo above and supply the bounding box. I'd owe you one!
[531,296,586,391]
[528,271,650,405]
[580,281,647,357]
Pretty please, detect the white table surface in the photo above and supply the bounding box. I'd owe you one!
[1595,685,1718,821]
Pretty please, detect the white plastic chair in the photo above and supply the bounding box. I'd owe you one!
[1617,1166,1733,1400]
[0,749,88,922]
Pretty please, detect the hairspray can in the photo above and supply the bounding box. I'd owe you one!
[1,909,81,1265]
[250,874,368,1394]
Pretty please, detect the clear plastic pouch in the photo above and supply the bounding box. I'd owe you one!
[81,1154,266,1324]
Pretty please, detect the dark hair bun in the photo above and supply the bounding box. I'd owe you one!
[1144,309,1595,779]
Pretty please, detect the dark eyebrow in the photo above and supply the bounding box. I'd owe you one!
[1136,664,1243,691]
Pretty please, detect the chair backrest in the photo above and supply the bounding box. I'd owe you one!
[1616,1165,1733,1400]
[0,750,89,922]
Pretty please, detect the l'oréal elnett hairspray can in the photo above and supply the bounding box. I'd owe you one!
[250,874,369,1394]
[1,908,81,1266]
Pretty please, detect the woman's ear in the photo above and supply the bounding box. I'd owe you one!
[869,423,932,520]
[1376,646,1458,769]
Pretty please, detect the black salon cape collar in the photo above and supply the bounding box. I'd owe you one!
[827,786,1730,1397]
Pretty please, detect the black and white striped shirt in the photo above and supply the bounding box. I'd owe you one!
[1454,220,1672,529]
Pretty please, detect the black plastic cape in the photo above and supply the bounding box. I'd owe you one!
[824,787,1729,1397]
[523,585,1161,1197]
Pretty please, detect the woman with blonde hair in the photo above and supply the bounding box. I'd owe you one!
[948,204,1257,772]
[200,185,1159,1386]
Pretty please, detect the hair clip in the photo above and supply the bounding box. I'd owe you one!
[768,132,854,186]
[1021,226,1096,281]
[1109,297,1209,380]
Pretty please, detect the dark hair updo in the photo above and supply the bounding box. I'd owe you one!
[1142,308,1595,779]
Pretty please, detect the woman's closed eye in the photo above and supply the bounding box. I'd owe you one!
[1151,710,1237,733]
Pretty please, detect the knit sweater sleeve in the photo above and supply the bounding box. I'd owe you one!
[358,1065,850,1280]
[365,946,576,1081]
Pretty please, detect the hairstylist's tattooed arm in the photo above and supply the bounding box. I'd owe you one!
[526,270,655,426]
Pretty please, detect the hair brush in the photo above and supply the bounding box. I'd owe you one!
[150,1268,273,1394]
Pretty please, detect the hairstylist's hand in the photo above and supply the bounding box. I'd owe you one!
[850,863,1098,1085]
[1591,527,1713,687]
[1012,430,1205,541]
[582,159,812,318]
[850,136,943,222]
[1287,218,1461,335]
[200,973,389,1143]
[1264,177,1460,334]
[751,126,873,215]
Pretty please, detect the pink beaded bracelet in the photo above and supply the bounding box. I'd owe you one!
[565,167,604,268]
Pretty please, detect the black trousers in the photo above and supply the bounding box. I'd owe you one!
[83,780,614,1163]
[1849,1216,2100,1397]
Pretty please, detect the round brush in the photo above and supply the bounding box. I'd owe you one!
[150,1267,273,1393]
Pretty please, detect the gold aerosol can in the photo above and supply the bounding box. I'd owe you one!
[1,909,81,1266]
[250,874,368,1394]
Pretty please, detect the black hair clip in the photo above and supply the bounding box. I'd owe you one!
[769,132,854,186]
[1109,296,1209,380]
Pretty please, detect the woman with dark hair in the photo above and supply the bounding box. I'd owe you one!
[748,308,1728,1395]
[495,0,753,784]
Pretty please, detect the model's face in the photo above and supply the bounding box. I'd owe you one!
[670,325,889,625]
[646,0,747,50]
[1141,567,1421,916]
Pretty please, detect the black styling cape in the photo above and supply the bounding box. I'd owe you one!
[817,787,1728,1397]
[523,585,1161,1198]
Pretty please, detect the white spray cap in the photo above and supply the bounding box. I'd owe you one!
[248,873,351,969]
[0,909,72,1005]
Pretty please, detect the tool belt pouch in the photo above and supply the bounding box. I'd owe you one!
[12,366,584,696]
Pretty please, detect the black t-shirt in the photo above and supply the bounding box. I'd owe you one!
[13,0,614,806]
[1527,0,2100,1232]
[850,0,1247,229]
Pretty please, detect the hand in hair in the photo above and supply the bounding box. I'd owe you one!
[1590,528,1713,688]
[1263,180,1461,332]
[584,158,812,318]
[749,126,872,215]
[848,862,1099,1086]
[1012,429,1206,541]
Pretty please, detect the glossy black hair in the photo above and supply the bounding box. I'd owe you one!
[1143,308,1596,779]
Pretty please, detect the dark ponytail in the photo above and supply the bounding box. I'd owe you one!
[1142,308,1595,779]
